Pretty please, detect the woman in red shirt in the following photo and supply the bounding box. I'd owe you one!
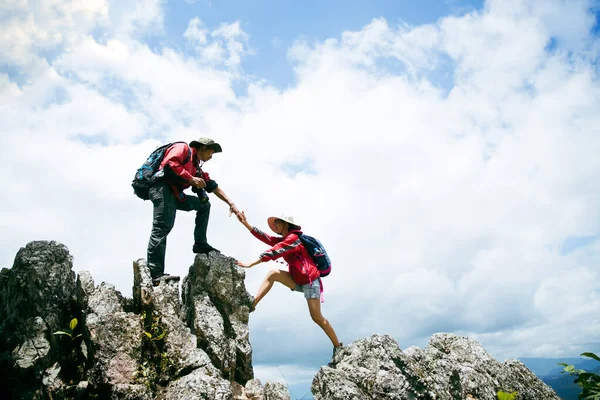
[236,212,343,359]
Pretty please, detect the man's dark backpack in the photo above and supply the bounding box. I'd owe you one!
[298,234,332,277]
[131,142,190,200]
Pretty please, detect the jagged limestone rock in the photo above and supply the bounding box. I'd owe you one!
[234,378,264,399]
[84,281,144,390]
[312,334,428,399]
[11,316,51,371]
[6,241,559,400]
[231,378,290,400]
[402,333,560,400]
[263,381,292,400]
[111,383,153,400]
[182,253,254,384]
[0,241,289,399]
[76,270,95,309]
[142,259,227,380]
[133,258,153,311]
[0,241,79,398]
[157,367,234,399]
[312,333,561,400]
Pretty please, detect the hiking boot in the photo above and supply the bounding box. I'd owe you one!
[193,242,220,254]
[327,343,344,367]
[152,274,180,286]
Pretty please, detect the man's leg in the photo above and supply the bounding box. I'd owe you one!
[147,183,177,279]
[178,194,214,253]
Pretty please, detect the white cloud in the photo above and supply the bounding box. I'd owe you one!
[184,17,208,45]
[0,0,109,71]
[271,36,282,49]
[1,0,600,391]
[184,18,251,68]
[253,364,316,386]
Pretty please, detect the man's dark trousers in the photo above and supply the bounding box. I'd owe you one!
[147,182,210,279]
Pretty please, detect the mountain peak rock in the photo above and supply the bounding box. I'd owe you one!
[1,241,560,400]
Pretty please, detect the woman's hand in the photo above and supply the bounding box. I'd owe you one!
[236,211,253,231]
[236,260,252,268]
[237,258,262,269]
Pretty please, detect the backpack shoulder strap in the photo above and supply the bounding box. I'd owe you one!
[182,144,191,165]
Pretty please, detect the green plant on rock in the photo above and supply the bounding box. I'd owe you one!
[142,311,167,342]
[497,391,517,400]
[560,352,600,400]
[53,318,83,340]
[133,310,178,393]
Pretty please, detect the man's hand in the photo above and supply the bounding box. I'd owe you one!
[189,176,206,189]
[229,204,240,217]
[236,260,252,268]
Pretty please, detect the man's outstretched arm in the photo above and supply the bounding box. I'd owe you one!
[212,186,239,216]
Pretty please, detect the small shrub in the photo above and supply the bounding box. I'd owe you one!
[53,318,82,340]
[497,391,517,400]
[560,352,600,400]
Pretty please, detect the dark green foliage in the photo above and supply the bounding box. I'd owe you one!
[53,318,83,340]
[134,311,178,393]
[560,352,600,400]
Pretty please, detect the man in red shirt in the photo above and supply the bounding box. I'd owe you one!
[147,137,239,285]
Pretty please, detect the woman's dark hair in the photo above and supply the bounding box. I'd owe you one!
[275,219,300,232]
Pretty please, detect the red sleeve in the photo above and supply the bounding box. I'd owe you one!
[259,233,302,262]
[251,227,280,246]
[163,143,193,182]
[202,170,211,181]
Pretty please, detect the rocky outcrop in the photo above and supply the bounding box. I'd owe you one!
[0,241,561,400]
[312,334,561,400]
[0,241,80,399]
[182,253,254,384]
[0,241,289,400]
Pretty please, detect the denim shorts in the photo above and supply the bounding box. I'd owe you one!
[292,278,321,299]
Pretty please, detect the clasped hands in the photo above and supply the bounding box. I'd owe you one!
[234,211,256,269]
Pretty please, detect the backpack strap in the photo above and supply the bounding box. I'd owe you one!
[183,144,192,165]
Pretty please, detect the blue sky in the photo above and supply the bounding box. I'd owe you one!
[157,0,483,90]
[2,0,600,399]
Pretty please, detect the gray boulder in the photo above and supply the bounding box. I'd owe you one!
[312,333,561,400]
[182,253,255,384]
[0,241,80,398]
[0,241,288,399]
[1,241,560,400]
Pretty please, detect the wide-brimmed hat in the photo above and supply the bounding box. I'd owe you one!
[189,137,222,153]
[267,215,300,233]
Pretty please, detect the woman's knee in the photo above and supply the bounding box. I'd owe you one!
[309,308,324,323]
[312,314,327,325]
[266,269,280,281]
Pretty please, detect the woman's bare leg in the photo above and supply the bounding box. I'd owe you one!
[307,298,341,347]
[252,269,296,309]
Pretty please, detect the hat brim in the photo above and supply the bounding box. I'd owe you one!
[267,216,300,234]
[189,141,222,153]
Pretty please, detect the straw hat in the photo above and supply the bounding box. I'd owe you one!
[267,215,300,233]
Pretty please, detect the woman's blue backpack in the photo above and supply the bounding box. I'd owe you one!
[297,233,332,277]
